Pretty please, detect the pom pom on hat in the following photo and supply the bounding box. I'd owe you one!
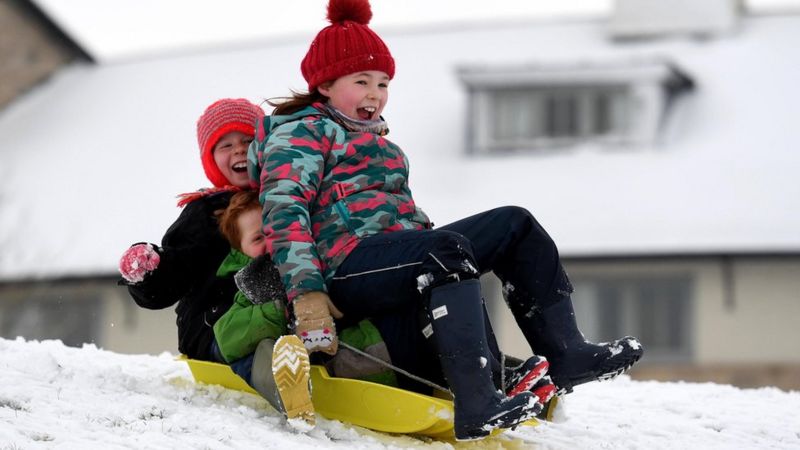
[196,98,264,187]
[327,0,372,24]
[301,0,394,92]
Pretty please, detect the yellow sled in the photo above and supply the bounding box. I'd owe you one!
[182,357,540,439]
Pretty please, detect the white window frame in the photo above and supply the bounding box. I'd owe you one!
[459,59,692,154]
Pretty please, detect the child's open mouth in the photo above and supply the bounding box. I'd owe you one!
[357,106,376,121]
[232,161,247,173]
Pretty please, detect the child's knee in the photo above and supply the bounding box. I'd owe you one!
[418,231,479,289]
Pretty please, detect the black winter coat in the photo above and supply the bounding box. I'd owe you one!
[123,191,236,360]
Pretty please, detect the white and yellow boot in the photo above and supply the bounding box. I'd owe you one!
[272,335,315,429]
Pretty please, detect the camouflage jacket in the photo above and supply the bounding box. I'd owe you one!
[247,103,431,301]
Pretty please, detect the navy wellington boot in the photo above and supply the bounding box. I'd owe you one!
[514,296,643,394]
[428,279,541,441]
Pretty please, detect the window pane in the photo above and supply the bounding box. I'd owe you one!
[594,92,612,135]
[1,290,102,348]
[572,275,692,362]
[490,90,538,143]
[597,283,622,338]
[608,89,630,136]
[483,84,632,150]
[545,94,578,138]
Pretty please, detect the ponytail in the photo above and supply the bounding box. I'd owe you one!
[269,90,329,116]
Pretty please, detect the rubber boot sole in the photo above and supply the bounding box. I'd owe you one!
[552,337,644,395]
[455,392,542,441]
[272,335,315,428]
[506,359,549,397]
[531,375,557,404]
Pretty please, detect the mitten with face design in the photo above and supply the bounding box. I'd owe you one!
[292,291,344,355]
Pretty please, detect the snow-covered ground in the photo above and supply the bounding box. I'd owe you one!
[1,338,798,449]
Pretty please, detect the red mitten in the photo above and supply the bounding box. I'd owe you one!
[118,243,161,284]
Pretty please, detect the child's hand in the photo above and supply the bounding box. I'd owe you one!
[234,254,288,306]
[292,291,344,355]
[118,243,161,284]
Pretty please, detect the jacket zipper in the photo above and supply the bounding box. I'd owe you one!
[333,201,357,235]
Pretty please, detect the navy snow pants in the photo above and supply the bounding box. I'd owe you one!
[328,206,572,392]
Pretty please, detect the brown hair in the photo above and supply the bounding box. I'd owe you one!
[268,88,330,116]
[216,190,262,251]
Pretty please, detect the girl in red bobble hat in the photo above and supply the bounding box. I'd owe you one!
[250,0,642,441]
[118,98,267,361]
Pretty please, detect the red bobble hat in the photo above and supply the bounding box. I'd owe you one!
[196,98,264,187]
[301,0,395,92]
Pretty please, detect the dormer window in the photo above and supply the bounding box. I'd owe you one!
[458,59,693,154]
[490,85,631,144]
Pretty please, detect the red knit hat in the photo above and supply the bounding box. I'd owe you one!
[196,98,264,187]
[301,0,395,92]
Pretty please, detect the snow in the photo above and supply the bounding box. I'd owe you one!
[1,337,799,449]
[29,0,800,63]
[30,0,614,63]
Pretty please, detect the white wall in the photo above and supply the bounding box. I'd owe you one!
[100,286,178,355]
[696,258,800,363]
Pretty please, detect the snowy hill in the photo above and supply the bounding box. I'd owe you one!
[1,338,798,449]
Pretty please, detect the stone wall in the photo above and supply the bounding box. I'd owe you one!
[0,0,87,109]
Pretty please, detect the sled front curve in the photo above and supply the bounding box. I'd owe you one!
[181,357,537,439]
[309,363,456,437]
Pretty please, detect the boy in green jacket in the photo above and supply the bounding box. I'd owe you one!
[212,190,396,429]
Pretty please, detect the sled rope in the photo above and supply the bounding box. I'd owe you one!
[338,341,450,394]
[500,352,507,392]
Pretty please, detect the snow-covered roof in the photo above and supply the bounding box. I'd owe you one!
[2,14,799,281]
[29,0,613,63]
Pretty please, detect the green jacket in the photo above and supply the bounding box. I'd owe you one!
[212,250,287,364]
[212,250,397,387]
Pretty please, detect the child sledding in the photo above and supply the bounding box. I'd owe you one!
[119,0,642,441]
